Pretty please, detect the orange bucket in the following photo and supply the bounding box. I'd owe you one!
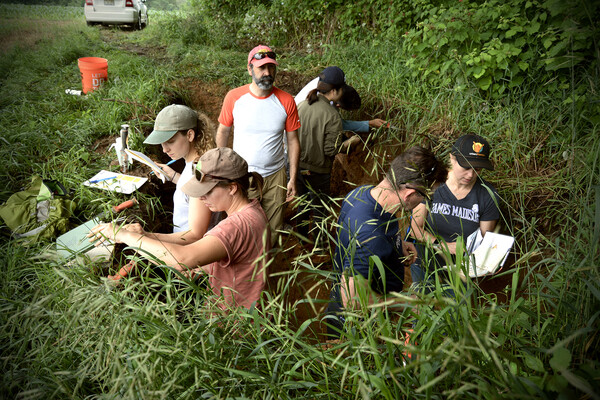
[78,57,108,94]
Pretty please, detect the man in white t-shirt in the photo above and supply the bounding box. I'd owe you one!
[216,45,301,239]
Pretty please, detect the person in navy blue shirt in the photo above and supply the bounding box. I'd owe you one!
[330,146,448,312]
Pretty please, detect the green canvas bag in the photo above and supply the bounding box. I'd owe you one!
[0,176,76,241]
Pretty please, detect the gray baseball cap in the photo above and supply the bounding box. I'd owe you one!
[144,104,197,144]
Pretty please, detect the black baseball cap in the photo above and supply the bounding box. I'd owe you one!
[451,134,494,170]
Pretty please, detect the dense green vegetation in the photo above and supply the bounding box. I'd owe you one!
[1,1,599,399]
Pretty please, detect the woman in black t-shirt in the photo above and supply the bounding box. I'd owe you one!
[410,134,500,284]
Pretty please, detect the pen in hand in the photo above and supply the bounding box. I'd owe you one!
[150,159,177,176]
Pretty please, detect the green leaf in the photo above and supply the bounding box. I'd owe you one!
[585,281,600,301]
[549,347,571,372]
[526,21,540,35]
[506,29,517,38]
[545,0,569,16]
[518,61,529,71]
[547,373,568,392]
[473,66,486,79]
[455,30,469,42]
[415,42,428,52]
[547,39,568,57]
[509,75,524,87]
[524,355,545,372]
[477,75,492,90]
[509,362,518,375]
[543,38,554,49]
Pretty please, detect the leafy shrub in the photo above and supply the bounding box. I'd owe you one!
[185,0,270,49]
[400,0,599,97]
[236,4,290,47]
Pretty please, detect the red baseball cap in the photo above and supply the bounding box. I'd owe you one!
[248,45,278,67]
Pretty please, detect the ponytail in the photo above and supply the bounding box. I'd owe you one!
[226,171,265,201]
[248,171,264,201]
[307,80,340,106]
[306,88,319,105]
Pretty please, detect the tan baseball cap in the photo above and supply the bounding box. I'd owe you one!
[182,147,249,198]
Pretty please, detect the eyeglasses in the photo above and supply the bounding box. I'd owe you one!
[195,169,231,183]
[252,51,277,61]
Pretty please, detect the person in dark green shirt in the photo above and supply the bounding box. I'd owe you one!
[296,66,362,246]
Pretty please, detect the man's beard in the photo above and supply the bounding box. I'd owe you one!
[256,76,274,90]
[251,69,275,90]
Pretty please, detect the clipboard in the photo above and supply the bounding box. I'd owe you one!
[56,217,103,260]
[439,230,514,278]
[124,149,168,183]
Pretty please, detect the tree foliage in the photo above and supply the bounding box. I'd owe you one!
[187,0,599,100]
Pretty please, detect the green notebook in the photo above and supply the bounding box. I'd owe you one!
[56,218,102,259]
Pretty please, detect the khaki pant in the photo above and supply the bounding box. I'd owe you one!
[249,166,286,244]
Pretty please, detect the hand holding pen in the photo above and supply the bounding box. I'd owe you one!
[151,159,178,183]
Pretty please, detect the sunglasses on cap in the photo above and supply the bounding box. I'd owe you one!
[252,51,277,61]
[195,169,231,183]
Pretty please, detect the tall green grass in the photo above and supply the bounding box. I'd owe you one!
[1,4,599,400]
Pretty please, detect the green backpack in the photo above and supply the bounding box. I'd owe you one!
[0,176,76,241]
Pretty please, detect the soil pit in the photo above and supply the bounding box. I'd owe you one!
[91,77,517,340]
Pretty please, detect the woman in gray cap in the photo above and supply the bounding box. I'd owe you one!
[143,104,214,234]
[89,148,271,312]
[409,134,501,285]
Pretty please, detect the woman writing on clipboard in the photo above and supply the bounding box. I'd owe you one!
[409,134,501,285]
[143,104,215,233]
